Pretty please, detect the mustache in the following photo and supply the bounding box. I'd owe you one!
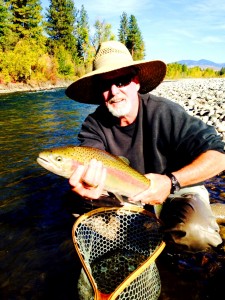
[107,97,124,104]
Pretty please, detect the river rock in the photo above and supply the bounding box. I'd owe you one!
[152,78,225,143]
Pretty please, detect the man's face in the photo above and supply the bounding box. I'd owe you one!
[100,70,140,118]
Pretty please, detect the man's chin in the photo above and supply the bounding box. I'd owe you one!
[108,104,130,118]
[107,99,131,116]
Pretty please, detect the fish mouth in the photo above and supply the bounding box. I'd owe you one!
[37,156,49,164]
[36,156,71,178]
[37,156,52,169]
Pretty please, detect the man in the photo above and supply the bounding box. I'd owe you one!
[65,41,225,251]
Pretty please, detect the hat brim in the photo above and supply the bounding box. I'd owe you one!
[65,60,167,104]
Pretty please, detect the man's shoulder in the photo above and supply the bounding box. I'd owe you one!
[140,92,181,109]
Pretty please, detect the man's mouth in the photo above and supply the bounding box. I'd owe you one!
[108,98,124,104]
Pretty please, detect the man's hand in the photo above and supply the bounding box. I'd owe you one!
[129,173,171,205]
[69,159,107,199]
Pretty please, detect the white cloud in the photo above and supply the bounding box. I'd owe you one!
[198,36,224,43]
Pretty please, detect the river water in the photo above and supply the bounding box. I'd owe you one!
[0,89,224,300]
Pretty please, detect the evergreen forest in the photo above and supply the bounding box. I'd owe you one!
[0,0,224,87]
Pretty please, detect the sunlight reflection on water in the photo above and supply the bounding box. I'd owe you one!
[0,88,224,300]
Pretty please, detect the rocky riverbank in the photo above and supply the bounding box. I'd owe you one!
[152,78,225,143]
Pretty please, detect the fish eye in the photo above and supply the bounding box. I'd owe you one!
[56,156,62,162]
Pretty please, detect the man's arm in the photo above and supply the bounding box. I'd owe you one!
[173,150,225,187]
[69,150,225,204]
[130,150,225,205]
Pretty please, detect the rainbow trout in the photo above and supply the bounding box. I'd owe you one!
[37,145,153,208]
[37,145,225,251]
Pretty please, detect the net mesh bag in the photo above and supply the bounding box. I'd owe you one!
[72,205,165,300]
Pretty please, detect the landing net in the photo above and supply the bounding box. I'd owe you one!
[72,205,165,300]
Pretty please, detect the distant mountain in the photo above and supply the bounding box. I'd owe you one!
[176,59,225,70]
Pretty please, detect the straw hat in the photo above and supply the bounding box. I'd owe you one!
[65,41,167,104]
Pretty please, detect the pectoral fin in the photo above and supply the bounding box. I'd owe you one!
[154,204,163,218]
[114,193,125,204]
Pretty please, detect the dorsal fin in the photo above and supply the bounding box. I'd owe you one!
[118,156,130,165]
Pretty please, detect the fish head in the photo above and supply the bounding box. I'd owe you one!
[37,149,79,178]
[161,194,222,252]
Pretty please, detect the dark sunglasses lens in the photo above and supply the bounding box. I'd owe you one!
[116,75,132,87]
[102,74,133,91]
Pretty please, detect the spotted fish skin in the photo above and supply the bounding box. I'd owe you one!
[211,203,225,224]
[37,145,150,199]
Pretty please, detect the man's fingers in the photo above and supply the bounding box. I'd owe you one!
[69,159,107,199]
[69,165,86,187]
[82,159,104,188]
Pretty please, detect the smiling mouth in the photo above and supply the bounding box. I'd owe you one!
[109,98,124,104]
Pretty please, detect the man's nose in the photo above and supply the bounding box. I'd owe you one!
[110,84,120,95]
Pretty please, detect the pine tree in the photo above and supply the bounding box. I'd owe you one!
[118,12,129,44]
[45,0,76,55]
[126,15,145,60]
[219,67,225,76]
[0,0,12,49]
[9,0,44,43]
[75,5,90,63]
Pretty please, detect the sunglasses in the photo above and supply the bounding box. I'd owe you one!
[101,74,134,91]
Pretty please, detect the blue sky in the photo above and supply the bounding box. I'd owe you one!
[41,0,225,64]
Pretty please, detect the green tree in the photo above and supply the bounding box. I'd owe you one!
[75,5,91,63]
[126,15,145,60]
[181,64,188,77]
[9,0,44,44]
[118,12,129,44]
[0,0,12,49]
[54,44,74,76]
[45,0,76,55]
[91,19,115,52]
[218,67,225,76]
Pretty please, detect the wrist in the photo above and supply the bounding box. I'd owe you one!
[166,173,181,194]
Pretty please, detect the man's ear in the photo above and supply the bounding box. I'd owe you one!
[133,75,140,91]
